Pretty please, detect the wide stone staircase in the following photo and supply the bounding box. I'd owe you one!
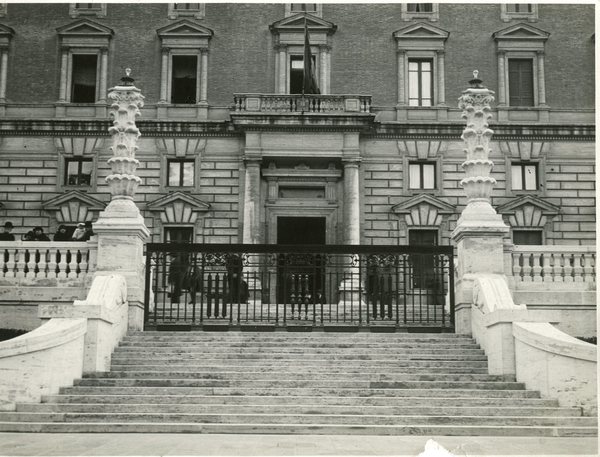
[0,331,596,435]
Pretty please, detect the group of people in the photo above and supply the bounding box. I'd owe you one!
[0,221,95,242]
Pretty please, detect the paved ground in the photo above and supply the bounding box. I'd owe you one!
[0,433,596,456]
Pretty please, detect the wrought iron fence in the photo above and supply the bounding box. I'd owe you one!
[144,244,455,329]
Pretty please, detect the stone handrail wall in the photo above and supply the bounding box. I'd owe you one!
[0,240,97,281]
[233,93,372,113]
[513,322,597,415]
[0,317,86,409]
[512,245,595,283]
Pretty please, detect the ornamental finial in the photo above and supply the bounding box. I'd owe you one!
[120,68,135,86]
[473,70,479,79]
[469,69,484,89]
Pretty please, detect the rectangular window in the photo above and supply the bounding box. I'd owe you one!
[408,59,433,107]
[506,4,532,13]
[167,159,195,187]
[173,3,201,10]
[65,158,93,186]
[74,3,102,10]
[290,3,317,12]
[409,162,436,190]
[165,227,194,243]
[407,3,433,12]
[171,55,197,104]
[71,54,97,103]
[513,230,543,245]
[511,162,538,191]
[508,59,534,107]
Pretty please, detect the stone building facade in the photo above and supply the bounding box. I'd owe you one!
[0,3,594,248]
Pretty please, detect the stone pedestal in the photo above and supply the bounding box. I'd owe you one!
[93,200,149,330]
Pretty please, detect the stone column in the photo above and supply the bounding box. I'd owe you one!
[437,51,446,106]
[497,52,506,106]
[0,47,8,115]
[278,47,287,94]
[98,49,108,103]
[242,159,262,245]
[58,48,69,103]
[159,49,169,103]
[451,71,509,334]
[537,51,547,107]
[93,69,150,331]
[200,49,208,103]
[396,50,405,105]
[319,45,328,95]
[343,160,361,246]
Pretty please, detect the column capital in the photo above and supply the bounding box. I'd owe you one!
[161,47,170,55]
[274,43,287,52]
[396,49,406,56]
[342,157,361,166]
[318,44,331,52]
[436,50,445,56]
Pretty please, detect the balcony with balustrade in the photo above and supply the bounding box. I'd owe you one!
[230,93,375,130]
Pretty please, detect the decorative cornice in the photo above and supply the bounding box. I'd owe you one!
[496,195,561,215]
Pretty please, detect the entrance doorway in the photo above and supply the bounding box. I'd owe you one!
[409,229,438,289]
[277,217,326,307]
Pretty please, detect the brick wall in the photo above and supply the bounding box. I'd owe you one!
[0,3,594,109]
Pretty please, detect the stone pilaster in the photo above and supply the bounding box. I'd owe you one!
[451,71,509,334]
[93,69,150,330]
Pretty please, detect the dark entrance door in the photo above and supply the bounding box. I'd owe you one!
[409,229,438,289]
[277,217,326,309]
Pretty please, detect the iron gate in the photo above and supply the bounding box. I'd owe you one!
[143,244,455,330]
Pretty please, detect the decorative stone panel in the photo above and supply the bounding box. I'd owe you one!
[392,194,455,243]
[43,190,106,224]
[499,141,549,160]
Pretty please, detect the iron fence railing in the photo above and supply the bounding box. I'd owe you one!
[144,244,455,329]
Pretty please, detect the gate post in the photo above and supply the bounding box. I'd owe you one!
[451,72,509,334]
[92,70,150,331]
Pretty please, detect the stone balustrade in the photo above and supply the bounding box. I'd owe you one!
[233,93,372,114]
[512,245,595,283]
[0,240,97,281]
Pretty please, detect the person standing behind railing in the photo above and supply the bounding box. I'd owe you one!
[71,223,87,241]
[27,226,50,241]
[53,225,71,241]
[0,221,14,241]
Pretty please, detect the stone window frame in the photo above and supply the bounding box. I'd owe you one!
[69,3,107,18]
[505,157,547,198]
[166,157,196,188]
[156,21,213,108]
[285,3,322,17]
[270,14,336,95]
[403,155,443,196]
[401,3,439,22]
[57,154,98,193]
[167,3,205,20]
[493,24,549,110]
[500,4,538,22]
[512,228,544,245]
[393,23,449,117]
[56,20,113,106]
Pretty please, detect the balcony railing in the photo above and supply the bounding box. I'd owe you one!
[232,94,372,114]
[0,240,97,281]
[512,246,596,283]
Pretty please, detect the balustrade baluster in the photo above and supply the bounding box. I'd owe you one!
[14,250,25,278]
[531,252,543,282]
[521,253,533,282]
[57,249,68,279]
[26,249,37,278]
[67,250,78,278]
[47,249,58,279]
[302,274,310,319]
[512,252,522,280]
[581,253,594,283]
[37,249,49,278]
[3,248,16,278]
[572,254,584,282]
[563,254,573,282]
[78,248,89,275]
[290,274,297,316]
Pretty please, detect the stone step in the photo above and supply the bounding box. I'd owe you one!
[109,360,490,370]
[106,365,491,374]
[0,412,595,428]
[110,353,489,362]
[41,394,561,408]
[58,387,540,398]
[124,332,469,340]
[112,347,485,356]
[84,371,513,382]
[118,340,480,348]
[73,378,526,390]
[0,421,595,436]
[17,403,583,417]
